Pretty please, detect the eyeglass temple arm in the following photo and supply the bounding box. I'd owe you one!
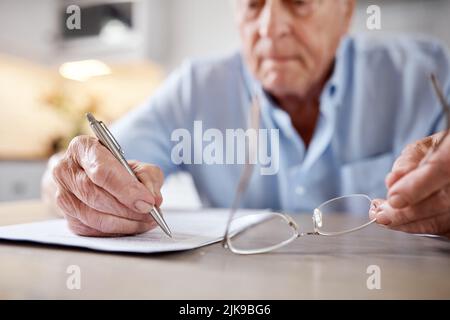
[431,74,450,145]
[222,96,261,247]
[312,218,377,237]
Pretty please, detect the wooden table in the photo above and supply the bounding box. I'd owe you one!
[0,200,449,299]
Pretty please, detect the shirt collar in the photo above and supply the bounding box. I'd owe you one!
[322,35,352,109]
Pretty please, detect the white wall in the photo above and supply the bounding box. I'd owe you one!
[352,0,450,43]
[0,0,58,63]
[165,0,239,69]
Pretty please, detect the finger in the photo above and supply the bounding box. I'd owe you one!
[56,187,157,235]
[373,186,450,227]
[369,199,395,226]
[65,215,119,237]
[129,160,164,207]
[385,138,433,189]
[56,160,156,223]
[387,135,450,209]
[369,198,384,220]
[389,212,450,236]
[67,136,157,213]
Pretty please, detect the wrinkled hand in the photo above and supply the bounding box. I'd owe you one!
[370,131,450,238]
[52,135,164,237]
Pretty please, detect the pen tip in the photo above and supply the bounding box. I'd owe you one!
[86,112,95,123]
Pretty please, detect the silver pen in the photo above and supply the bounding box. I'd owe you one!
[86,112,172,238]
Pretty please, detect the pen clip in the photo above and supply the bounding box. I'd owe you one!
[99,121,125,156]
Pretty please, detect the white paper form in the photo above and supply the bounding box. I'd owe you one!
[0,209,270,253]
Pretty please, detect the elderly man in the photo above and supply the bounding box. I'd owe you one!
[42,0,450,238]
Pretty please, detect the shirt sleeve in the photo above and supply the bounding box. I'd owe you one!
[109,60,196,178]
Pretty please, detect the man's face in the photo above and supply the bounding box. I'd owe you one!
[235,0,354,98]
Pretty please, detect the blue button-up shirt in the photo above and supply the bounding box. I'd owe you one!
[111,34,450,212]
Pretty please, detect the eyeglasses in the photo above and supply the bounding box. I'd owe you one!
[222,94,377,255]
[223,74,450,255]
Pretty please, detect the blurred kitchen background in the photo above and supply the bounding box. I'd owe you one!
[0,0,449,207]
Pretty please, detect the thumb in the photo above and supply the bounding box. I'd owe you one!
[128,160,164,207]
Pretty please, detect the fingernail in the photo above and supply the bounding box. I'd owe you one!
[388,194,408,208]
[134,200,152,213]
[376,213,392,226]
[369,204,379,219]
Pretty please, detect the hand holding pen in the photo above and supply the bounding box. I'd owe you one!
[86,113,171,237]
[49,119,170,237]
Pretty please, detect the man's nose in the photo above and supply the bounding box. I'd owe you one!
[258,1,291,39]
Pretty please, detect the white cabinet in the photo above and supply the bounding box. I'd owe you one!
[0,0,167,66]
[0,161,48,202]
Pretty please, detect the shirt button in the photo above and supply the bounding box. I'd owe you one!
[295,186,305,196]
[329,84,336,96]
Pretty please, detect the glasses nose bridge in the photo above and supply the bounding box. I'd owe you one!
[284,214,299,230]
